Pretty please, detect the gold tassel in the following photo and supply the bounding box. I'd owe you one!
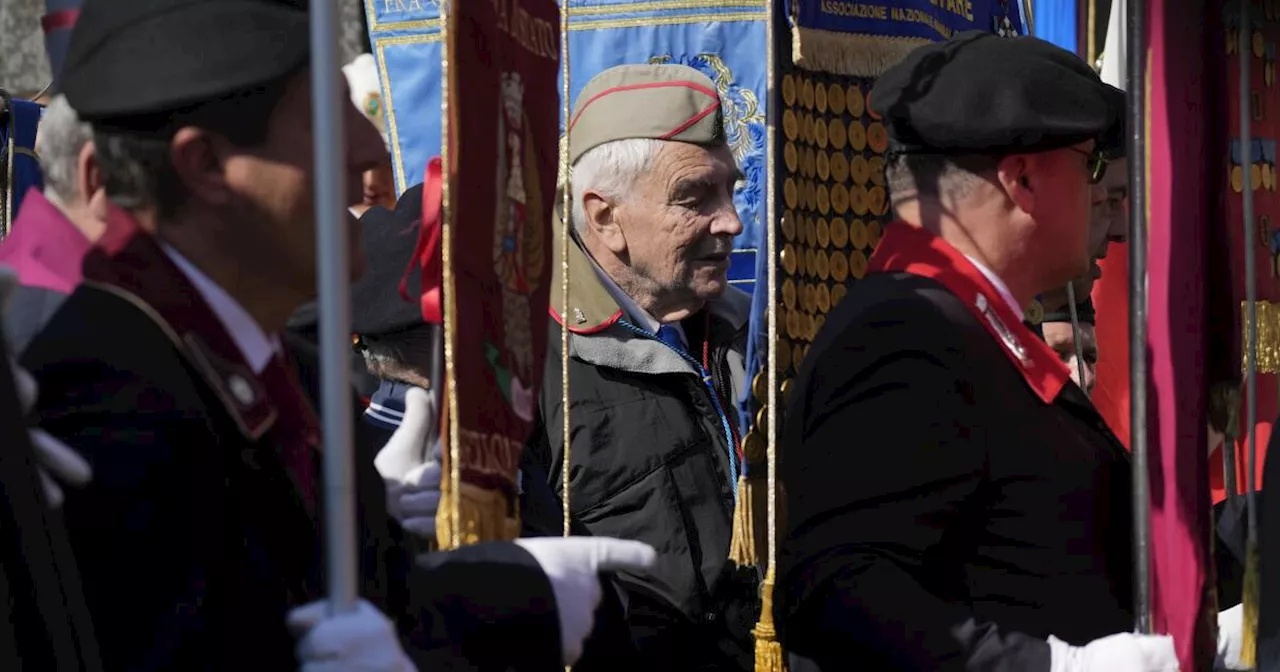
[729,476,758,567]
[753,568,787,672]
[1242,538,1261,667]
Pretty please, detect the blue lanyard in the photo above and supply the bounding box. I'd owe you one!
[616,320,739,498]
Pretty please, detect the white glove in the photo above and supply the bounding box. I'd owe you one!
[1048,632,1179,672]
[1217,604,1251,670]
[286,598,417,672]
[11,358,91,508]
[514,537,657,666]
[374,386,441,540]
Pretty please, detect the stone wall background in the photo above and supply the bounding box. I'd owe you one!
[1,0,370,100]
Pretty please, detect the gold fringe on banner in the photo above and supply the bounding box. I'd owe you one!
[1242,299,1280,375]
[435,482,521,547]
[791,26,929,78]
[1242,539,1260,667]
[729,476,758,567]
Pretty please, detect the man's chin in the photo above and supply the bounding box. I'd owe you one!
[695,277,730,300]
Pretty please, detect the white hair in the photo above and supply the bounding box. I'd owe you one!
[35,95,93,205]
[570,138,662,235]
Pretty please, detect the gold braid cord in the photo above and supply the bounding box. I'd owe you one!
[435,0,465,549]
[559,0,573,543]
[752,0,785,669]
[560,3,573,670]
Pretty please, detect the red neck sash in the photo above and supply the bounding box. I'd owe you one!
[867,223,1069,404]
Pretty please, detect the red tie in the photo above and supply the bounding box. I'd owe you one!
[259,351,319,509]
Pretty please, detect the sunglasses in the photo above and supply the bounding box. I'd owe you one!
[1066,146,1109,184]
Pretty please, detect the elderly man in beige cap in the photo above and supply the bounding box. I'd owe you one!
[524,64,757,671]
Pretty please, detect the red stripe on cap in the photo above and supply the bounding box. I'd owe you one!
[41,9,79,33]
[569,80,719,132]
[661,102,718,139]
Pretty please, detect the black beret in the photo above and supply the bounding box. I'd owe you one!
[351,183,426,338]
[870,31,1125,157]
[1042,298,1096,326]
[61,0,309,121]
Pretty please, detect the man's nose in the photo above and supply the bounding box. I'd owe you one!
[1108,205,1129,243]
[712,209,744,237]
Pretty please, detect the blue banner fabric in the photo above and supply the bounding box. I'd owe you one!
[1031,0,1076,53]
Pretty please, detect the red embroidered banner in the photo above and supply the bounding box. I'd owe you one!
[437,0,559,545]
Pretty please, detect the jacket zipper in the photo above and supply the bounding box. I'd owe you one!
[617,320,740,499]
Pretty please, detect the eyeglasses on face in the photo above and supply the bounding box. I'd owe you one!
[1066,146,1108,184]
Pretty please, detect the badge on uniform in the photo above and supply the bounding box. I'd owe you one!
[976,293,1033,367]
[183,332,277,440]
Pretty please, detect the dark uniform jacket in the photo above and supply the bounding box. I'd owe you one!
[21,207,563,671]
[524,232,760,671]
[778,224,1133,671]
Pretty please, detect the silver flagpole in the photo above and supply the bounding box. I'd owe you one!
[1065,282,1088,396]
[1126,0,1151,634]
[311,0,358,613]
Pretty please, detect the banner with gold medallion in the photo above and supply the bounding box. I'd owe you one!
[432,0,560,547]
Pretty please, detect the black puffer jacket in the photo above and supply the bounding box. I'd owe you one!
[524,236,760,671]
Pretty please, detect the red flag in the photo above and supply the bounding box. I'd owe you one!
[1145,0,1216,667]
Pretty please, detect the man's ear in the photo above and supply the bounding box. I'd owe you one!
[582,190,627,255]
[76,141,100,205]
[170,126,231,207]
[996,154,1035,214]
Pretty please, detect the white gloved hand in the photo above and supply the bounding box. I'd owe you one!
[514,537,657,666]
[1217,604,1250,670]
[388,460,441,540]
[286,599,417,672]
[1048,632,1180,672]
[374,386,441,540]
[11,359,91,508]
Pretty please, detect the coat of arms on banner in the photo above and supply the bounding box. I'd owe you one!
[492,71,543,422]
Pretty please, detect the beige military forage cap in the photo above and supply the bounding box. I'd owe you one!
[567,64,726,166]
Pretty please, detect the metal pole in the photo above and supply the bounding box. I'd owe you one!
[1126,0,1151,634]
[310,0,357,614]
[1240,0,1261,567]
[1065,282,1088,396]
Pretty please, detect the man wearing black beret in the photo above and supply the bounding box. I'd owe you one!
[18,0,655,669]
[776,31,1221,671]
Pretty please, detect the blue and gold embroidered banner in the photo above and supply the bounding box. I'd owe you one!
[794,0,1024,42]
[783,0,1030,76]
[366,0,768,293]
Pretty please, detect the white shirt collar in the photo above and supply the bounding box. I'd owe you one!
[963,254,1024,321]
[163,245,279,374]
[585,252,687,347]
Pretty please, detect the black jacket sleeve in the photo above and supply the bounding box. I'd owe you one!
[778,290,1052,672]
[403,542,563,671]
